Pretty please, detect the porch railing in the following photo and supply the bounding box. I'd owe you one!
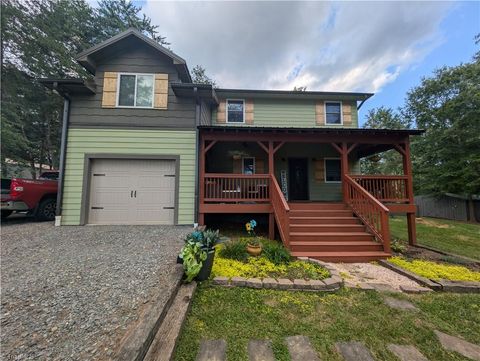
[270,175,290,248]
[350,175,409,203]
[345,175,391,253]
[204,173,270,202]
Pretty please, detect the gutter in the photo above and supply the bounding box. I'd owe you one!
[193,86,200,227]
[52,83,71,226]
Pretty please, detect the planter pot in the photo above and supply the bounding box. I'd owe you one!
[196,249,215,281]
[247,244,262,256]
[232,155,242,160]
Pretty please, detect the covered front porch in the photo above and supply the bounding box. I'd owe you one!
[198,126,422,261]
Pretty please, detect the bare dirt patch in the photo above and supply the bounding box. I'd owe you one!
[416,217,450,228]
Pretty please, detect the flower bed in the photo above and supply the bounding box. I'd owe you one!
[212,238,330,281]
[389,257,480,282]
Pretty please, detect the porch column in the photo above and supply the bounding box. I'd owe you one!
[402,139,417,245]
[198,137,205,226]
[268,141,275,240]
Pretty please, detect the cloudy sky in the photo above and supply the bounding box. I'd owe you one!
[135,1,479,123]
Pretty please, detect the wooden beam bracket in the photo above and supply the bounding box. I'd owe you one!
[256,141,269,153]
[204,140,217,154]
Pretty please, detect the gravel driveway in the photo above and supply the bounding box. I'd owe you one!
[1,220,190,360]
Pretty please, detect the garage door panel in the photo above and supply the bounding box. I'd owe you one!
[87,158,176,225]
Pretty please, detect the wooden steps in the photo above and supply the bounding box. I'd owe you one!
[286,202,390,262]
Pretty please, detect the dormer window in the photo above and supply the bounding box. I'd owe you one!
[226,99,245,123]
[117,73,154,108]
[325,101,342,125]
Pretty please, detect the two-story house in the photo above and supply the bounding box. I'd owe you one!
[41,28,421,262]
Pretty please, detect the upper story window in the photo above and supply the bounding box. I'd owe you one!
[226,99,245,123]
[117,74,154,108]
[324,158,341,183]
[325,101,342,125]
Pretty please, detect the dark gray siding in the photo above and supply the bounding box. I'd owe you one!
[69,42,196,129]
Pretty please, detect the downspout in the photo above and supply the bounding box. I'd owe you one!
[193,86,200,227]
[53,83,70,226]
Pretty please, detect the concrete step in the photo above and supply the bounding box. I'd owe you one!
[195,340,227,361]
[285,335,321,361]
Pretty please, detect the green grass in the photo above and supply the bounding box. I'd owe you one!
[174,285,480,361]
[390,216,480,260]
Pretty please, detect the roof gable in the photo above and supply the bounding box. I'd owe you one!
[76,28,191,82]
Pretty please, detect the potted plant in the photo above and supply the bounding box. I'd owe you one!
[245,219,262,256]
[179,239,207,283]
[228,150,249,160]
[196,229,220,281]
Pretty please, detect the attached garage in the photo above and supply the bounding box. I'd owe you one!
[84,156,179,225]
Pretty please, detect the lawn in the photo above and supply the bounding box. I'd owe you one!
[390,216,480,260]
[174,285,480,361]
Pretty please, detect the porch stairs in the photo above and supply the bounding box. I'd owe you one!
[288,202,391,262]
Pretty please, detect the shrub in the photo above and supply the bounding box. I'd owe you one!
[261,240,292,265]
[391,239,407,253]
[219,240,248,262]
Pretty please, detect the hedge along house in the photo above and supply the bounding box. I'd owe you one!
[42,28,422,262]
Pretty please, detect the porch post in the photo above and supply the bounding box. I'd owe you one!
[341,142,349,203]
[402,138,417,245]
[268,141,275,239]
[198,136,205,226]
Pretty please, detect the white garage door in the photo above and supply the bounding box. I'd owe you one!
[87,159,176,225]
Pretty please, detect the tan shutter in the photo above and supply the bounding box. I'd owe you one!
[315,101,325,125]
[255,158,265,173]
[343,102,352,126]
[154,74,168,109]
[102,72,117,108]
[245,99,254,125]
[314,159,324,182]
[217,99,226,123]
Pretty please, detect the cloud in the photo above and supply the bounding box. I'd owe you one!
[143,1,452,92]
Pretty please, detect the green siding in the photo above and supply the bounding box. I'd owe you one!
[212,99,359,128]
[62,128,196,225]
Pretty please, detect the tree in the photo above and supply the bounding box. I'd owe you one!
[361,107,410,175]
[1,0,169,177]
[190,65,217,87]
[404,55,480,196]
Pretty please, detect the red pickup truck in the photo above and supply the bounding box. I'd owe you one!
[1,171,58,221]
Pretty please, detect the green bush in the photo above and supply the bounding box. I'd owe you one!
[261,240,291,265]
[219,240,248,262]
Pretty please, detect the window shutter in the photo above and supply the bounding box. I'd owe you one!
[217,99,226,123]
[343,103,352,126]
[245,99,254,124]
[314,159,324,182]
[315,101,325,125]
[154,74,168,109]
[102,72,117,108]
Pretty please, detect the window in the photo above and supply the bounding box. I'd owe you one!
[324,158,341,183]
[242,157,255,174]
[227,99,245,123]
[117,74,154,108]
[325,102,342,125]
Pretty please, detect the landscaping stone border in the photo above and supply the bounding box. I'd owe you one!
[212,258,343,292]
[378,260,480,293]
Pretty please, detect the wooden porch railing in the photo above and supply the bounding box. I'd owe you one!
[270,175,290,248]
[345,175,391,253]
[350,175,409,203]
[204,173,270,202]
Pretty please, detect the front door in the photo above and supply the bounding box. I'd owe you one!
[288,158,309,201]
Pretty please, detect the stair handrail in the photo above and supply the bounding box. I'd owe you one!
[270,175,290,248]
[344,174,391,253]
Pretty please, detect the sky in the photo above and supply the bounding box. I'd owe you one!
[133,1,479,125]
